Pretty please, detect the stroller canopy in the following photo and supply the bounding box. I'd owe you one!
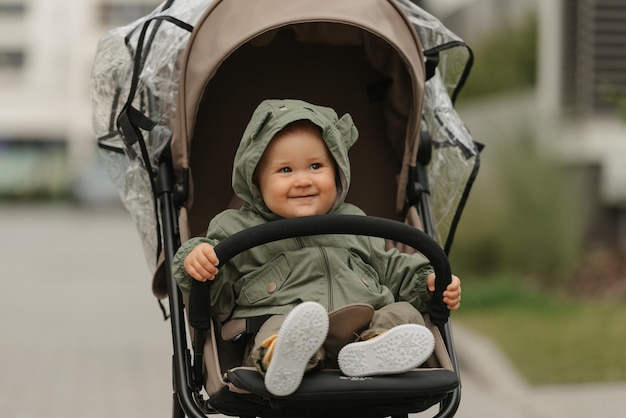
[173,0,426,238]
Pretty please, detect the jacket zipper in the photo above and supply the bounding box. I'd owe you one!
[296,238,333,310]
[319,247,333,311]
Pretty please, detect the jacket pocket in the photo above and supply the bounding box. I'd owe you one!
[348,254,384,294]
[239,254,291,305]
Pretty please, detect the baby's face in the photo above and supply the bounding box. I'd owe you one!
[257,128,337,218]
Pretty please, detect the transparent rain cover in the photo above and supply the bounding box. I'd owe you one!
[91,0,215,269]
[397,0,480,250]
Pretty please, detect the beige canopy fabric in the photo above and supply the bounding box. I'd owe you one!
[170,0,426,239]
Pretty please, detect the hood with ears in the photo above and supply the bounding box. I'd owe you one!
[232,99,358,220]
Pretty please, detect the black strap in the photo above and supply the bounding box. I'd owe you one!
[158,298,170,320]
[117,15,193,151]
[424,51,439,81]
[245,315,272,334]
[422,40,474,103]
[114,14,193,272]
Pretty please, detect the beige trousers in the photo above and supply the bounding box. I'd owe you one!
[243,301,424,372]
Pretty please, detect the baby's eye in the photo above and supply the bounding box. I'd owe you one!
[279,167,292,173]
[310,163,322,170]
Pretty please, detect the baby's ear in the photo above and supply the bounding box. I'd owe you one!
[335,114,358,149]
[243,106,273,141]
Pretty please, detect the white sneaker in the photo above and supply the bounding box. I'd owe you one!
[264,302,329,396]
[338,324,435,377]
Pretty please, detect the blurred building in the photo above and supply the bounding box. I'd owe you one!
[538,0,626,248]
[2,0,625,246]
[428,0,626,248]
[0,0,157,198]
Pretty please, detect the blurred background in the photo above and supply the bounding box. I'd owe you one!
[1,0,625,417]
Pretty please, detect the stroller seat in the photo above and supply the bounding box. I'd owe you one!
[203,298,456,418]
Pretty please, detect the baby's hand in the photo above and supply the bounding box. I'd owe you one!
[184,243,220,282]
[427,273,462,311]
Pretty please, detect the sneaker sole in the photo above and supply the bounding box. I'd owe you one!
[264,302,329,396]
[338,323,435,377]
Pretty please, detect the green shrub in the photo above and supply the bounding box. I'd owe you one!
[458,14,537,100]
[450,132,584,289]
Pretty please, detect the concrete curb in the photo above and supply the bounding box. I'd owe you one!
[451,322,626,418]
[452,323,551,417]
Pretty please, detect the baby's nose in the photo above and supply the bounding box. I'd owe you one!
[293,174,313,187]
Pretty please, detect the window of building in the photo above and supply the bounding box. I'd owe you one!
[0,3,26,16]
[562,0,626,115]
[0,138,70,198]
[0,50,24,70]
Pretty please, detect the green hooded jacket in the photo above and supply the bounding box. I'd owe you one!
[173,99,432,318]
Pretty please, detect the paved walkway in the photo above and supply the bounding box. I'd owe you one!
[0,204,623,417]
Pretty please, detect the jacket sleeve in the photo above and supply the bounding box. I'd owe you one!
[336,204,434,312]
[172,236,218,297]
[172,212,241,315]
[366,237,434,313]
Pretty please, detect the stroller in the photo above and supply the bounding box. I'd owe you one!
[91,0,481,417]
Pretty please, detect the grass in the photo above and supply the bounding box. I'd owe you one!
[453,277,626,384]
